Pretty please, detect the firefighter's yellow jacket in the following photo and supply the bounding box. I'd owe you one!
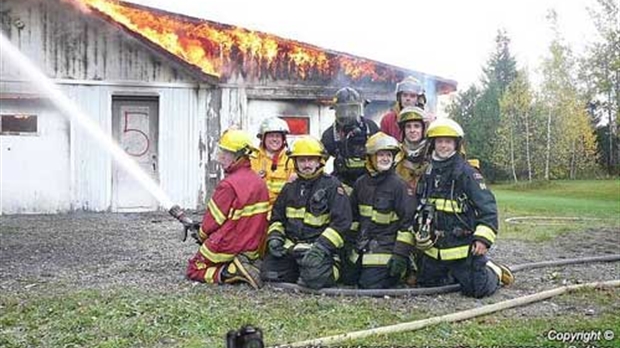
[251,147,295,207]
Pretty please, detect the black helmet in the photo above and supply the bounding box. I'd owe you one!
[332,87,364,127]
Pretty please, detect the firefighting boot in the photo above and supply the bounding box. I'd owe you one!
[223,254,262,290]
[487,261,515,286]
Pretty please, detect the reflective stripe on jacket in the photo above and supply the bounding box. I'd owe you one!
[251,147,295,206]
[199,160,269,262]
[350,170,416,259]
[416,154,498,260]
[267,174,352,253]
[321,118,379,188]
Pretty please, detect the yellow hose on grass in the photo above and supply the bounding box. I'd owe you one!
[277,280,620,347]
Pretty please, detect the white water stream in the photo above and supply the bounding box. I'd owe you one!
[0,32,175,210]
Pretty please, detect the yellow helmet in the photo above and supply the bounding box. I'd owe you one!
[288,136,327,179]
[397,106,426,128]
[365,132,402,175]
[426,118,464,139]
[288,136,328,159]
[365,132,401,155]
[218,129,256,157]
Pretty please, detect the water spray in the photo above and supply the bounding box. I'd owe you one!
[1,32,200,237]
[0,32,176,211]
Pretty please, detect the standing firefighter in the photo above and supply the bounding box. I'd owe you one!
[186,129,269,289]
[395,106,431,192]
[414,118,514,298]
[321,87,379,192]
[251,117,295,207]
[260,136,352,289]
[380,76,428,141]
[347,132,417,289]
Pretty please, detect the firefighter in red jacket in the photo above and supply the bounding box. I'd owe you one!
[186,129,270,289]
[261,136,352,289]
[380,76,428,141]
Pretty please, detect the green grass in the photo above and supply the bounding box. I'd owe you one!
[2,286,618,347]
[493,179,620,241]
[351,287,620,347]
[2,180,619,347]
[0,286,429,347]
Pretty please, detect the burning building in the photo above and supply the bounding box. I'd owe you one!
[0,0,457,214]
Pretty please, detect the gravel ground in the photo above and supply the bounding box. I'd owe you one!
[1,212,619,318]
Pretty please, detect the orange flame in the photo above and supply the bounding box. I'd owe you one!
[77,0,402,83]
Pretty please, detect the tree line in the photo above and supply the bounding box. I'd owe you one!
[447,0,619,182]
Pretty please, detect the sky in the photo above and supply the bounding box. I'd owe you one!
[125,0,600,91]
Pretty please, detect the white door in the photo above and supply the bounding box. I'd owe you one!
[111,97,159,212]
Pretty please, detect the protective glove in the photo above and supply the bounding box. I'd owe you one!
[300,243,330,269]
[387,254,409,278]
[414,232,434,250]
[267,238,287,258]
[188,223,202,245]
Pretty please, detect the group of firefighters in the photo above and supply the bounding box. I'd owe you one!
[184,77,514,299]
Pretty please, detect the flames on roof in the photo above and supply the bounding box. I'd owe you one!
[76,0,410,84]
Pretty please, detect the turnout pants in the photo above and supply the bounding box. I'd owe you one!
[343,250,402,289]
[260,251,341,289]
[186,252,231,284]
[417,252,500,298]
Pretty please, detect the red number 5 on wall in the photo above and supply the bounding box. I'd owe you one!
[122,111,150,157]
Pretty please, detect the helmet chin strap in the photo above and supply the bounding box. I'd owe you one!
[294,160,325,179]
[432,150,457,161]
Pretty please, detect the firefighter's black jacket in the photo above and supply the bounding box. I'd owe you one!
[321,117,379,188]
[267,173,352,253]
[349,169,416,258]
[416,154,498,260]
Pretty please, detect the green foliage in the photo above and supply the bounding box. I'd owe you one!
[536,10,600,179]
[450,30,518,182]
[496,70,535,182]
[580,0,620,175]
[449,6,614,179]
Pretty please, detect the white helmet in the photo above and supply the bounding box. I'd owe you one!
[256,117,290,139]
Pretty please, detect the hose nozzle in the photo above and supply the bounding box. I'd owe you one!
[169,204,194,226]
[169,205,197,242]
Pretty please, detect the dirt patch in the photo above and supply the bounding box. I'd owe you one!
[1,212,619,318]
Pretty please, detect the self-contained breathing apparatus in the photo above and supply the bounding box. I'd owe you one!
[331,87,370,187]
[414,202,436,250]
[333,120,369,182]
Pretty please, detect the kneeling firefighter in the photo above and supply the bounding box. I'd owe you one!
[414,118,514,298]
[345,132,417,289]
[260,136,352,289]
[186,129,270,289]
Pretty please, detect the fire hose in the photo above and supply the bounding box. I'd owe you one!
[275,279,620,348]
[167,205,619,298]
[268,254,620,297]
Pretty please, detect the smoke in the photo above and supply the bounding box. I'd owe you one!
[60,0,92,13]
